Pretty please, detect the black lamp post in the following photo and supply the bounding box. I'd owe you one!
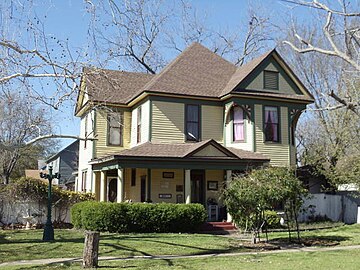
[40,165,60,241]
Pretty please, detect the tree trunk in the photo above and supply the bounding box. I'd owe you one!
[83,231,100,268]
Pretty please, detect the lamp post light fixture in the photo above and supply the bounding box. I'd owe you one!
[40,165,60,242]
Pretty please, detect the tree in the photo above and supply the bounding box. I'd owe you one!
[282,0,360,114]
[223,167,307,243]
[0,91,58,184]
[277,1,360,187]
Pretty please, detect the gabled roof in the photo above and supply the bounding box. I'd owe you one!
[83,68,154,104]
[89,139,269,164]
[78,42,313,112]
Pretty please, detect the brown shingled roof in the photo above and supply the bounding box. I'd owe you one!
[82,43,313,105]
[90,139,269,164]
[138,43,236,98]
[84,68,154,104]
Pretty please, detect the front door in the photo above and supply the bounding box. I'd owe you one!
[191,170,205,204]
[108,178,117,202]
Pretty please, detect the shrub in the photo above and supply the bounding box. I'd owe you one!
[71,202,207,233]
[264,210,282,229]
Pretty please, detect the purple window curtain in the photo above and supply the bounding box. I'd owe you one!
[265,107,278,141]
[233,106,244,141]
[186,105,199,141]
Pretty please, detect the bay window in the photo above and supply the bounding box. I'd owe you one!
[233,106,245,142]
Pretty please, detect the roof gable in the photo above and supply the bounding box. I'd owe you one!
[221,50,314,100]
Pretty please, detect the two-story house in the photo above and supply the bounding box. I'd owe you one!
[74,43,313,221]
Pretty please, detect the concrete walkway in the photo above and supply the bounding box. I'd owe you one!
[1,244,360,267]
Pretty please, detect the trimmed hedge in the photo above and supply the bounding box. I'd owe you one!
[71,201,207,233]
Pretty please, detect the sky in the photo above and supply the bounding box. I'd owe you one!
[13,0,313,148]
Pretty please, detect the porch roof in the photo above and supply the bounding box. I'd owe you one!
[89,139,269,170]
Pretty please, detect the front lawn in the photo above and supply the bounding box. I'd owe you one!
[3,248,360,270]
[0,229,245,263]
[0,224,359,268]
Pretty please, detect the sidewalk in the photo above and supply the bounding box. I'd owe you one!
[1,244,360,267]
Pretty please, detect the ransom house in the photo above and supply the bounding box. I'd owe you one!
[74,43,313,221]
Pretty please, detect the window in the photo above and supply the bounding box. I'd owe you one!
[84,114,88,149]
[108,112,123,146]
[185,104,200,141]
[81,171,87,192]
[264,106,279,142]
[232,106,245,142]
[264,70,279,90]
[137,106,142,144]
[131,168,136,186]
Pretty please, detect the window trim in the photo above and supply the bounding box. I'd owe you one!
[107,111,123,146]
[263,105,281,143]
[263,70,279,90]
[232,106,246,143]
[185,104,201,142]
[84,114,88,149]
[81,170,87,192]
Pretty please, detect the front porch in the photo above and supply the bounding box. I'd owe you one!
[92,168,232,222]
[88,139,269,221]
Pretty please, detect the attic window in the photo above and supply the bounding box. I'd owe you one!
[264,70,279,90]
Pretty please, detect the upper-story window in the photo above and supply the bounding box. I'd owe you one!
[84,114,88,149]
[137,106,142,144]
[264,106,279,142]
[108,112,123,146]
[264,70,279,90]
[233,106,245,142]
[185,104,200,141]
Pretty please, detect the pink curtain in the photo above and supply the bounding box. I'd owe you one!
[233,107,244,141]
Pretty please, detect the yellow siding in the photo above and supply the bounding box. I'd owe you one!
[246,60,299,95]
[255,104,290,166]
[95,109,131,157]
[202,105,223,142]
[205,170,225,206]
[151,169,184,203]
[151,101,185,143]
[124,168,131,201]
[290,145,296,167]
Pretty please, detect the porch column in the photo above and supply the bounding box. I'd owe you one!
[100,170,107,202]
[117,168,124,203]
[185,169,191,204]
[226,170,233,222]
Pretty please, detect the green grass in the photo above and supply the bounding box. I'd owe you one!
[3,249,360,270]
[1,224,360,269]
[0,229,245,263]
[264,224,360,246]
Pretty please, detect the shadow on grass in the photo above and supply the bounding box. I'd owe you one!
[270,235,351,247]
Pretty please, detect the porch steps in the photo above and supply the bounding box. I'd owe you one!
[199,222,238,235]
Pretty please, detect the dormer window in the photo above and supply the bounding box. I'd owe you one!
[264,70,279,90]
[232,106,245,142]
[185,104,200,141]
[108,112,123,146]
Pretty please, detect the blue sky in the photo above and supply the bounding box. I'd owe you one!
[26,0,310,147]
